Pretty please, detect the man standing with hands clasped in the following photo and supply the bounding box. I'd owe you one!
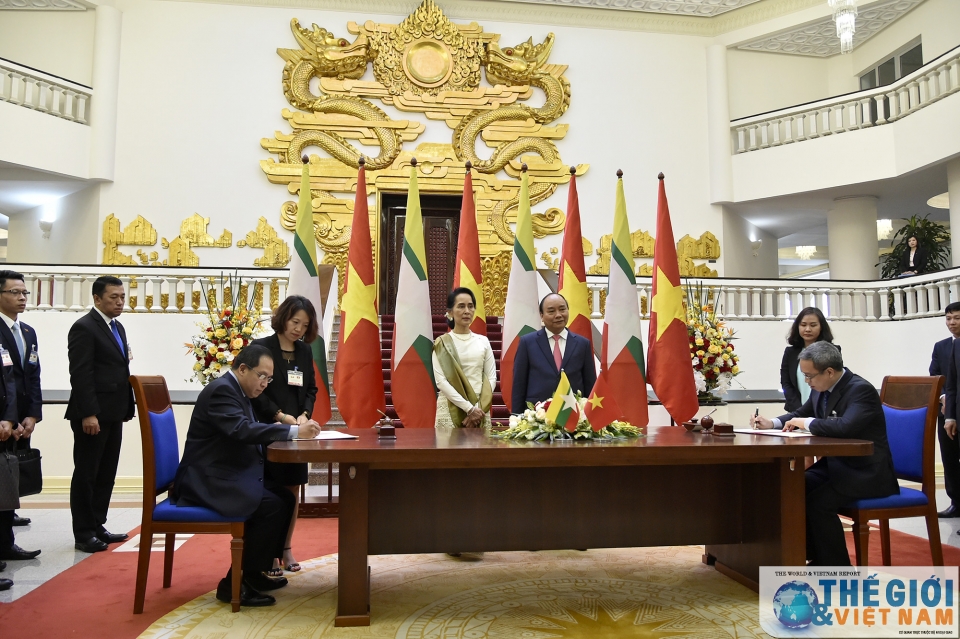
[66,276,135,553]
[752,341,898,566]
[0,270,43,562]
[933,302,960,520]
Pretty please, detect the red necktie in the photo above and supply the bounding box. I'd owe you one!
[553,334,562,371]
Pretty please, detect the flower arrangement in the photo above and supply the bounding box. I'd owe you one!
[685,281,741,398]
[494,396,643,442]
[185,275,264,385]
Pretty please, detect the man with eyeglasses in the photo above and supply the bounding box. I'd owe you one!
[65,276,136,553]
[752,341,897,566]
[0,270,43,561]
[172,344,321,607]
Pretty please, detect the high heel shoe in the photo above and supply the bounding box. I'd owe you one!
[282,547,301,572]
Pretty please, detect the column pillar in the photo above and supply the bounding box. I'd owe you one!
[89,5,122,180]
[827,196,879,280]
[948,158,960,266]
[706,44,733,204]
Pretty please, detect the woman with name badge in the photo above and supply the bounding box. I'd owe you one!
[251,295,319,576]
[433,287,496,429]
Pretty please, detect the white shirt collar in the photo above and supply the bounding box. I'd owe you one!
[93,306,115,326]
[545,327,568,341]
[0,312,16,330]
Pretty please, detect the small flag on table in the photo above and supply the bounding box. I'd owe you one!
[545,371,581,433]
[583,371,623,432]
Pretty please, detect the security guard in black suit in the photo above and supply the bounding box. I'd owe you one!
[930,302,960,518]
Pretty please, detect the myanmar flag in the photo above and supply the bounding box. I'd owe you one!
[600,174,649,427]
[285,159,331,425]
[646,173,698,424]
[453,164,486,335]
[558,167,592,349]
[333,160,386,428]
[500,169,540,413]
[390,162,437,429]
[584,371,623,432]
[545,371,580,432]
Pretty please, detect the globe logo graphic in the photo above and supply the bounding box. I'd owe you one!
[772,581,819,629]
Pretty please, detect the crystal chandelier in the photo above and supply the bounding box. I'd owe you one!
[795,246,816,260]
[829,0,858,54]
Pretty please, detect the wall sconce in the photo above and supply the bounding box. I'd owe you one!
[876,219,892,240]
[795,245,816,260]
[750,239,762,257]
[39,220,53,239]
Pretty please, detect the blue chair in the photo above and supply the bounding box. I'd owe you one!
[839,375,944,566]
[131,375,245,613]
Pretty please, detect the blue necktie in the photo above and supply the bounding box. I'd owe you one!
[818,390,831,418]
[11,323,25,366]
[110,320,125,355]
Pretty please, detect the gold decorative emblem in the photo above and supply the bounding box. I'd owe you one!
[238,217,292,267]
[590,229,719,278]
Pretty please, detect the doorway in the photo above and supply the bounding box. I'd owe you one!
[379,192,460,316]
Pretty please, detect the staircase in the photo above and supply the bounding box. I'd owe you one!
[379,315,510,426]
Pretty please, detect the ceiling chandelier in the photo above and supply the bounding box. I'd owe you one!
[829,0,858,54]
[795,246,816,260]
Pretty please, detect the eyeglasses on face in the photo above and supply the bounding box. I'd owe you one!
[249,369,273,383]
[802,369,830,381]
[0,290,30,298]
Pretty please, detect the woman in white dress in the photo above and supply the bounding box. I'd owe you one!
[432,287,496,429]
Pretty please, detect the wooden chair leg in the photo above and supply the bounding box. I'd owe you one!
[231,526,244,613]
[851,515,870,566]
[925,508,944,566]
[879,520,891,566]
[133,524,152,614]
[162,533,175,588]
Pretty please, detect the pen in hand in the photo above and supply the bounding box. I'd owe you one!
[753,408,759,429]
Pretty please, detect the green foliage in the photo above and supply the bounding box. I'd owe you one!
[878,215,950,279]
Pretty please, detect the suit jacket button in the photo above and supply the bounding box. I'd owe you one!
[258,477,263,482]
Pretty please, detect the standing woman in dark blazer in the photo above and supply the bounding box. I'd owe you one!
[251,295,318,576]
[897,235,928,276]
[780,307,838,411]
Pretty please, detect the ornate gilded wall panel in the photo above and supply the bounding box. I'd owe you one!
[238,217,292,267]
[102,213,235,267]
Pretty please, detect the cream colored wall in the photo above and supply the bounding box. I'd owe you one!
[719,205,778,277]
[6,184,101,263]
[0,8,96,86]
[726,49,830,120]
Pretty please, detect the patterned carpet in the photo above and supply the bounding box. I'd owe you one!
[139,546,764,638]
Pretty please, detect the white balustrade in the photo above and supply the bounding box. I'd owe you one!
[731,45,960,154]
[0,59,93,125]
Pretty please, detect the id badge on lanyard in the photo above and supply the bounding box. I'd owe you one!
[288,367,304,387]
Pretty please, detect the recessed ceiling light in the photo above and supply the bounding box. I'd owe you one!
[927,192,949,209]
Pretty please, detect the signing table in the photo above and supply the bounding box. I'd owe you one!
[268,426,873,627]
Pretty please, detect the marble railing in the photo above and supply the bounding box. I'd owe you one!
[8,264,957,321]
[9,265,289,315]
[0,58,92,124]
[585,268,960,322]
[731,45,960,154]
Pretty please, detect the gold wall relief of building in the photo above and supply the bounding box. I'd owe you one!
[260,0,581,311]
[588,229,720,278]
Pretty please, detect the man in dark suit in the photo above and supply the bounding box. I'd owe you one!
[511,293,596,412]
[66,276,135,553]
[753,342,898,566]
[0,270,42,561]
[931,302,960,518]
[0,339,20,592]
[173,344,321,607]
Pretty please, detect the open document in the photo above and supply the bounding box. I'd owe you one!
[733,429,815,438]
[294,430,360,441]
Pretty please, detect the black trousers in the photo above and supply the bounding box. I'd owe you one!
[70,419,123,541]
[938,414,960,506]
[0,510,13,549]
[805,460,853,566]
[228,480,295,579]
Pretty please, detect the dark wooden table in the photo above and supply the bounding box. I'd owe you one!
[268,426,873,627]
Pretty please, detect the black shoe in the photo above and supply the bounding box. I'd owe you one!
[96,530,129,544]
[75,537,109,553]
[246,572,288,591]
[216,577,275,607]
[12,514,31,526]
[0,578,11,591]
[937,504,959,518]
[0,544,41,561]
[0,560,6,571]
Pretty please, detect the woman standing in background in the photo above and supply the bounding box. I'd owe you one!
[780,307,838,412]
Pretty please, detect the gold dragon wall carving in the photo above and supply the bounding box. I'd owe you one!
[260,0,582,310]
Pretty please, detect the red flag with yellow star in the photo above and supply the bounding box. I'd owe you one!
[584,371,623,431]
[453,164,487,335]
[646,174,698,424]
[333,161,386,427]
[558,167,592,349]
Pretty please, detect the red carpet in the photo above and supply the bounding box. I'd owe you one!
[0,517,338,639]
[0,517,953,638]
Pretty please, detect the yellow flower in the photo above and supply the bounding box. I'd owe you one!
[214,328,227,339]
[712,366,720,373]
[242,326,252,335]
[696,350,705,357]
[731,365,740,374]
[722,353,730,361]
[695,338,704,346]
[193,362,202,371]
[231,337,244,350]
[207,344,217,355]
[212,362,222,370]
[216,352,226,361]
